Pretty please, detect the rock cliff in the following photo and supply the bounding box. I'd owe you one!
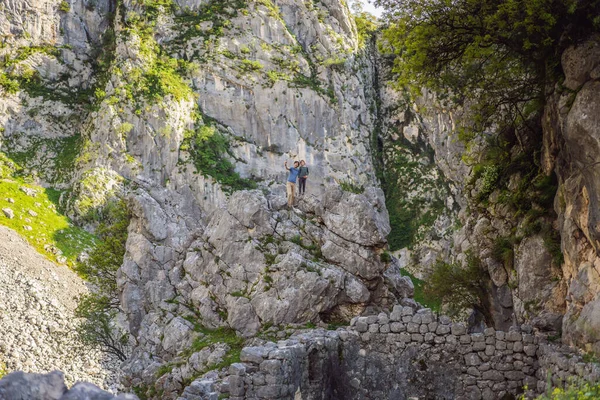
[2,0,600,399]
[397,35,600,346]
[1,0,406,396]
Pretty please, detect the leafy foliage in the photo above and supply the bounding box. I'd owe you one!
[378,0,600,134]
[181,116,257,193]
[424,253,491,322]
[382,138,448,251]
[350,2,378,48]
[339,180,364,194]
[75,200,131,361]
[528,379,600,399]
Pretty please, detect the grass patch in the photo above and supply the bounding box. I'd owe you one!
[0,158,96,266]
[176,325,245,386]
[188,326,244,358]
[0,358,7,379]
[4,134,84,184]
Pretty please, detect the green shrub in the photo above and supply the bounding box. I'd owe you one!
[59,1,70,12]
[181,117,257,192]
[477,164,500,202]
[0,359,7,379]
[380,0,599,137]
[0,72,20,94]
[339,181,364,194]
[424,253,490,323]
[387,204,417,251]
[239,59,263,72]
[492,236,516,269]
[401,270,441,312]
[529,379,600,399]
[380,252,392,263]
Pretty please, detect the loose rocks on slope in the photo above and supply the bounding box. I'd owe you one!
[0,226,120,390]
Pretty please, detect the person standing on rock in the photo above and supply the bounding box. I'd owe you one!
[284,160,300,208]
[298,160,309,196]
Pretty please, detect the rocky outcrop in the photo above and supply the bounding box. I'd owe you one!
[400,34,600,349]
[119,185,396,391]
[542,35,600,353]
[3,0,600,398]
[0,0,113,185]
[0,370,138,400]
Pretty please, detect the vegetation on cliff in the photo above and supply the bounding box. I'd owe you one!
[377,0,600,135]
[0,153,97,266]
[181,112,258,193]
[375,0,600,323]
[75,200,131,361]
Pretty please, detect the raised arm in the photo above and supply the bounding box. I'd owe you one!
[284,161,290,171]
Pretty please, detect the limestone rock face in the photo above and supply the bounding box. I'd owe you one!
[0,0,406,394]
[408,34,600,346]
[544,35,600,352]
[0,0,112,185]
[513,236,565,331]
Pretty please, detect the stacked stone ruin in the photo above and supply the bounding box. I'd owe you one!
[180,306,600,400]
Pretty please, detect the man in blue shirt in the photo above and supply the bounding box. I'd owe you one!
[284,160,300,208]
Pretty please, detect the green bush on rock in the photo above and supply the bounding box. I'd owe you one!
[75,200,131,361]
[424,253,491,323]
[180,116,257,193]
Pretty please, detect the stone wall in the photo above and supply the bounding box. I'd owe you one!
[183,306,600,400]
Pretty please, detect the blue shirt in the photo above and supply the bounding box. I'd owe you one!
[287,167,299,183]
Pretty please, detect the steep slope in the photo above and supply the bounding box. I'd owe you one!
[0,225,118,389]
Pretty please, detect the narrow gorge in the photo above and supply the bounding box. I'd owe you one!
[0,0,599,399]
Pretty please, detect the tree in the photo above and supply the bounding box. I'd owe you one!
[75,295,129,361]
[75,199,131,361]
[424,253,493,325]
[376,0,600,135]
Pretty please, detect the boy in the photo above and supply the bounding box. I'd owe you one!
[298,160,309,195]
[284,160,300,207]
